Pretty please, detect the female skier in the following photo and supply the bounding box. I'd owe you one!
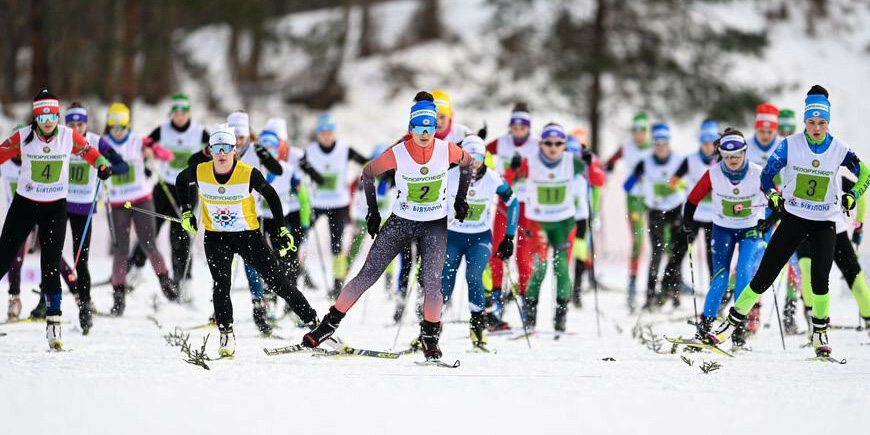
[302,92,474,362]
[0,90,111,349]
[441,135,518,349]
[707,85,870,357]
[680,129,769,347]
[508,123,587,332]
[176,125,318,357]
[102,102,178,315]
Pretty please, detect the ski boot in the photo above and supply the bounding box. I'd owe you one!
[302,306,345,348]
[7,294,21,320]
[218,325,236,358]
[694,315,715,341]
[811,317,831,357]
[158,274,179,302]
[707,307,746,345]
[111,285,126,317]
[627,275,637,312]
[782,298,799,335]
[252,299,273,336]
[746,302,761,335]
[485,310,510,332]
[470,311,487,349]
[863,317,870,338]
[572,262,585,308]
[641,290,657,312]
[554,299,569,332]
[46,315,63,350]
[30,292,47,319]
[78,297,93,335]
[524,299,538,330]
[491,289,505,318]
[420,320,443,361]
[731,320,748,349]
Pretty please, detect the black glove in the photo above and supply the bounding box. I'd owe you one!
[255,144,272,160]
[496,236,514,260]
[510,153,522,171]
[853,223,864,246]
[581,150,593,165]
[366,211,381,238]
[454,197,469,222]
[97,165,112,180]
[756,218,772,234]
[477,123,488,141]
[678,221,697,243]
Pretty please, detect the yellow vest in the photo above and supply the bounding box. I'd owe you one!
[197,161,260,232]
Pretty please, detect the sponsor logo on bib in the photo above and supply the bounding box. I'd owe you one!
[42,146,50,153]
[811,159,820,168]
[733,188,740,195]
[25,182,33,191]
[548,173,554,179]
[218,186,226,194]
[469,189,476,197]
[420,167,429,175]
[400,201,409,211]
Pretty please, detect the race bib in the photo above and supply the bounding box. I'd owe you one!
[169,151,193,170]
[31,160,63,183]
[320,174,339,192]
[793,174,829,202]
[537,185,567,205]
[653,182,676,198]
[69,163,90,186]
[407,179,442,204]
[722,199,751,218]
[112,163,136,186]
[464,203,487,221]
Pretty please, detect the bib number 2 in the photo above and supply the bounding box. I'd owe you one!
[407,180,442,204]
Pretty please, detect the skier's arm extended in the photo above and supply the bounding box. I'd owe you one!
[842,151,870,199]
[298,155,325,185]
[496,180,518,237]
[623,161,645,192]
[250,168,286,226]
[175,165,199,211]
[683,170,712,222]
[450,143,474,202]
[255,144,283,175]
[761,140,788,192]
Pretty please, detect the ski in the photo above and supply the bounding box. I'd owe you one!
[509,330,576,340]
[664,336,735,358]
[806,356,847,364]
[414,359,460,368]
[469,344,496,354]
[315,346,405,359]
[263,344,327,356]
[183,322,217,331]
[1,317,45,325]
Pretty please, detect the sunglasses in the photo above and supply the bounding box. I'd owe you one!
[542,140,566,147]
[210,143,235,155]
[470,152,485,163]
[411,125,436,135]
[110,126,128,133]
[653,139,669,146]
[35,114,59,123]
[720,150,745,160]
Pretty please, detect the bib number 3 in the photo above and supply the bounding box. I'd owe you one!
[794,174,829,202]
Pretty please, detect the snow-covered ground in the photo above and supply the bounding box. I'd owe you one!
[1,217,868,434]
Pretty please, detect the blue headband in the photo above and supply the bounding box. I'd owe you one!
[65,107,88,124]
[804,94,830,122]
[651,123,670,141]
[316,114,336,133]
[409,100,437,129]
[541,124,566,140]
[510,110,531,127]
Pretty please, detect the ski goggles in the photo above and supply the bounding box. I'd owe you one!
[35,113,59,123]
[469,152,485,163]
[719,149,746,160]
[411,124,436,135]
[653,139,669,146]
[542,140,566,147]
[209,143,235,155]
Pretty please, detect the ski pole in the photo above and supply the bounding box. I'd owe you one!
[686,241,700,325]
[392,250,418,350]
[586,194,602,339]
[71,179,103,276]
[770,267,787,350]
[310,223,332,294]
[149,161,182,217]
[504,260,532,349]
[123,201,182,223]
[104,185,118,248]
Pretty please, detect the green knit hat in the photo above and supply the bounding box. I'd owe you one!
[631,112,649,131]
[778,109,796,134]
[170,93,191,112]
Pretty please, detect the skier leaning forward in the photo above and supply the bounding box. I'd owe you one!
[708,85,870,357]
[176,124,319,357]
[303,92,474,361]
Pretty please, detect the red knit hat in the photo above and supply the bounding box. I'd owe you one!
[32,89,60,116]
[755,103,779,130]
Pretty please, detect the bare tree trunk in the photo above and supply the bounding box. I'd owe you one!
[357,0,377,57]
[30,0,49,95]
[588,0,608,155]
[140,1,177,104]
[0,0,22,112]
[120,0,141,105]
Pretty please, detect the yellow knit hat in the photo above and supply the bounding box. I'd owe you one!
[107,103,131,127]
[432,89,453,117]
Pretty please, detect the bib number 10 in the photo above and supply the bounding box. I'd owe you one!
[794,174,830,202]
[407,180,442,204]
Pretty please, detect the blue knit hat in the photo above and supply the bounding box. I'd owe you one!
[409,100,437,130]
[699,120,719,143]
[316,114,336,133]
[804,93,830,122]
[651,123,670,141]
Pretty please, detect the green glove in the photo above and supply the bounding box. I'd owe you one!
[181,210,197,235]
[767,190,784,213]
[842,190,857,212]
[277,227,297,257]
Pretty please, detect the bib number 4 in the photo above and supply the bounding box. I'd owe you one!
[31,160,64,183]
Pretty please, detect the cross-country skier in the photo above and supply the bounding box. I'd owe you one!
[507,123,587,332]
[63,102,129,333]
[623,123,687,309]
[347,145,395,287]
[441,135,518,349]
[304,114,369,299]
[483,102,543,329]
[707,85,870,357]
[176,124,319,357]
[302,91,474,362]
[128,93,209,294]
[605,112,652,310]
[567,128,605,308]
[0,90,112,349]
[680,129,769,347]
[102,102,179,315]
